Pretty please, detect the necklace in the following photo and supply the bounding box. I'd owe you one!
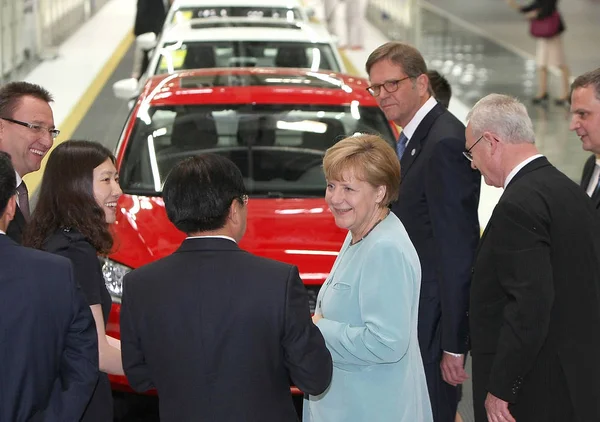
[349,209,390,246]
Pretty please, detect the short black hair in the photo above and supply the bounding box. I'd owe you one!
[427,70,452,108]
[0,151,16,216]
[163,154,246,234]
[0,81,53,118]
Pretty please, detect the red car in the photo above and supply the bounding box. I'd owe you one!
[101,67,398,392]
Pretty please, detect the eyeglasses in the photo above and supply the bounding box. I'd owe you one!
[0,117,60,139]
[463,135,484,161]
[366,76,412,97]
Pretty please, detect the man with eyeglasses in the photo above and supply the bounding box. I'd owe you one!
[0,81,58,243]
[365,42,480,422]
[466,94,600,422]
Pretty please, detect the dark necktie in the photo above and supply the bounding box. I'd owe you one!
[396,132,409,160]
[17,181,30,221]
[591,173,600,201]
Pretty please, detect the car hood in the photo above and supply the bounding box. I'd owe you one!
[110,195,345,285]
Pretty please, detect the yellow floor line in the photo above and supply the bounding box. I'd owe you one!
[338,49,361,77]
[24,31,135,193]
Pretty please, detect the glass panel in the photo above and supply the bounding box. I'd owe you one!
[173,7,302,23]
[155,41,339,73]
[121,104,395,197]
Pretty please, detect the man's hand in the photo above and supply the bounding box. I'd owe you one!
[485,393,516,422]
[440,353,468,386]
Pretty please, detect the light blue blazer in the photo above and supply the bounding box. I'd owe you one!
[303,213,433,422]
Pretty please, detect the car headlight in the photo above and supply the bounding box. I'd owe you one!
[99,257,132,303]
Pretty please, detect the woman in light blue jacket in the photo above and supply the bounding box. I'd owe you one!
[303,134,432,422]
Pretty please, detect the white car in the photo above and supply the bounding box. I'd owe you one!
[113,18,344,100]
[165,0,313,27]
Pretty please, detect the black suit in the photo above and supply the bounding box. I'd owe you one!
[120,237,332,422]
[392,102,480,421]
[6,204,26,243]
[0,234,99,422]
[580,154,600,208]
[470,157,600,421]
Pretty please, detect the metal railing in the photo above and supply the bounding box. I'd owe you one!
[0,0,111,83]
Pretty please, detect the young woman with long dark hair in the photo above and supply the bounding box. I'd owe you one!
[24,140,123,421]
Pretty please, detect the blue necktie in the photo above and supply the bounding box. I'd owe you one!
[396,132,409,160]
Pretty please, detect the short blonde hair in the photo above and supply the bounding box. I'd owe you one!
[323,134,400,207]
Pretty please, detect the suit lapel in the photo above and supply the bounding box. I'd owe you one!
[400,104,445,179]
[581,155,596,188]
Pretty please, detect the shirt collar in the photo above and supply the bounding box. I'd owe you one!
[15,171,22,188]
[185,235,237,243]
[401,96,438,143]
[504,154,544,189]
[0,230,5,235]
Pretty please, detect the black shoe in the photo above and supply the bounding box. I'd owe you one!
[532,93,549,104]
[554,97,570,106]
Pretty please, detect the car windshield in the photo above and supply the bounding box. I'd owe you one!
[155,41,340,73]
[172,7,303,23]
[120,104,395,197]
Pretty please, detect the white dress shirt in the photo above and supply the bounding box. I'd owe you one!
[586,158,600,197]
[504,154,544,189]
[401,96,438,146]
[15,171,22,208]
[186,235,236,243]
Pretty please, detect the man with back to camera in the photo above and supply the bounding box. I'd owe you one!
[466,93,600,422]
[0,81,59,243]
[570,67,600,208]
[365,42,481,422]
[120,154,333,422]
[0,151,99,422]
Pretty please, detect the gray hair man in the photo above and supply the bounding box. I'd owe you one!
[467,94,600,422]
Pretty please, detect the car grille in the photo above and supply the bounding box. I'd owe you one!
[305,285,321,314]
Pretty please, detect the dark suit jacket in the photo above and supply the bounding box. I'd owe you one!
[0,234,99,422]
[580,154,600,208]
[470,157,600,421]
[392,103,480,361]
[120,237,332,422]
[6,204,26,243]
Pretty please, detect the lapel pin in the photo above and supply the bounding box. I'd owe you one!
[411,149,416,156]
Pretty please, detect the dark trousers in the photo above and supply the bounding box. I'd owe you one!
[424,361,459,422]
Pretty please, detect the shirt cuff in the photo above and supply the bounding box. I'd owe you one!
[444,351,463,358]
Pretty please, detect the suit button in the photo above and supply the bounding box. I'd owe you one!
[470,267,475,275]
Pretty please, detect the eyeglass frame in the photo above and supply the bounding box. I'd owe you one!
[366,76,413,97]
[0,117,60,139]
[463,135,484,161]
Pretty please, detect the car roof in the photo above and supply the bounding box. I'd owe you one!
[139,68,375,106]
[161,19,331,43]
[171,0,303,7]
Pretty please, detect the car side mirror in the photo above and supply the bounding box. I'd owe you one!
[113,78,139,100]
[136,32,157,50]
